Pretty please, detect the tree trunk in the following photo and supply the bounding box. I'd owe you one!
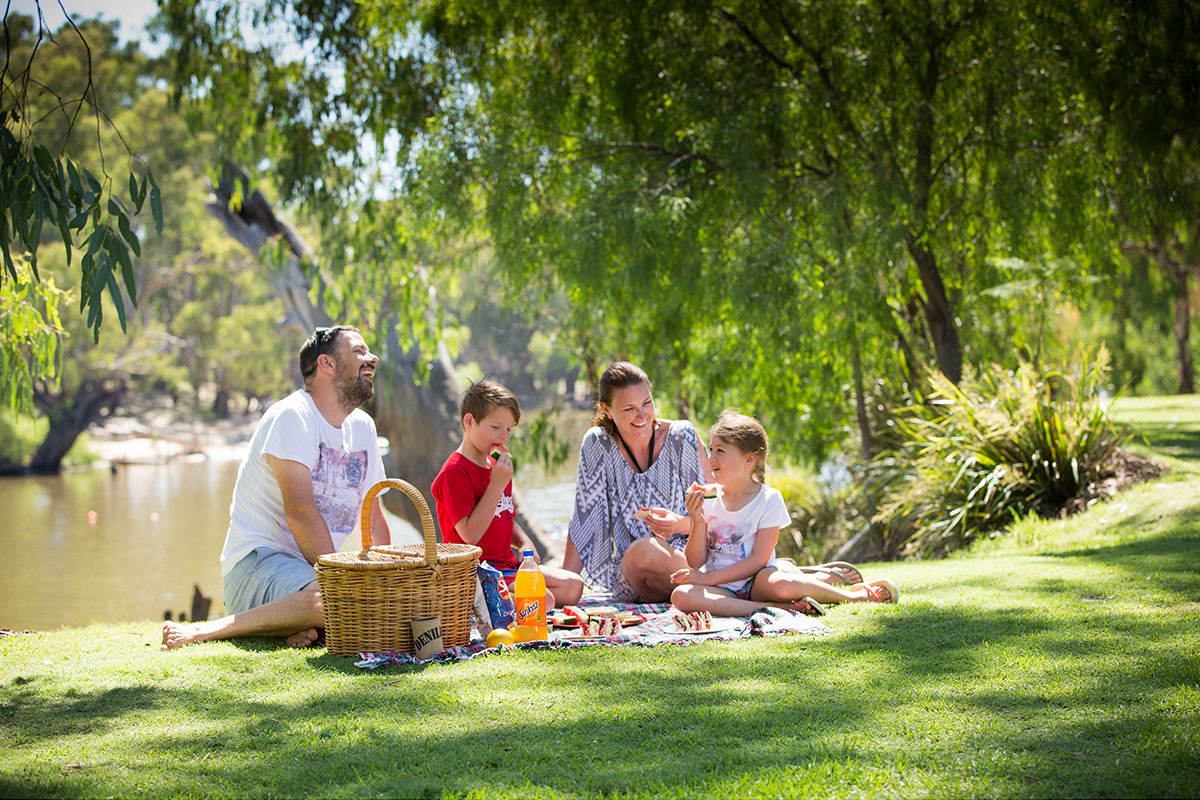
[905,41,963,386]
[29,378,126,473]
[205,163,561,558]
[906,237,963,384]
[1160,253,1195,394]
[851,335,874,460]
[212,386,231,418]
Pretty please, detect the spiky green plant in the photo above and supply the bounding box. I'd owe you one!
[875,347,1130,556]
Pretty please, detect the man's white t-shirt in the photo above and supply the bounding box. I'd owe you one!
[219,389,385,575]
[701,483,791,593]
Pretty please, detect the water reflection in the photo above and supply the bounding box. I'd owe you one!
[0,457,577,631]
[1,458,241,631]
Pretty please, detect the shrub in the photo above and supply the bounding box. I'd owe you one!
[770,465,821,562]
[771,462,872,564]
[875,347,1130,557]
[0,409,44,466]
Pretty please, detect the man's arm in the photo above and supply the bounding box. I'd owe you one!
[268,454,336,564]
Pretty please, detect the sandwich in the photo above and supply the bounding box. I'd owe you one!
[672,610,714,631]
[580,617,623,636]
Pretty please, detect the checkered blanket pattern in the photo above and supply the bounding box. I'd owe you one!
[354,591,831,669]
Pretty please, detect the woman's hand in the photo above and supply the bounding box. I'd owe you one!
[670,567,707,585]
[638,506,688,538]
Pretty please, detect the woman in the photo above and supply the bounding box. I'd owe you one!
[563,362,867,602]
[563,362,706,601]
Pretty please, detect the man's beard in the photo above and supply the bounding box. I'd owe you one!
[333,363,374,411]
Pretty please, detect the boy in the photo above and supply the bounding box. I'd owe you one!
[432,379,583,607]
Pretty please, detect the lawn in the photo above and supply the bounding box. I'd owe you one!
[1,398,1198,798]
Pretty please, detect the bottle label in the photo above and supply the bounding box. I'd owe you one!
[515,597,544,627]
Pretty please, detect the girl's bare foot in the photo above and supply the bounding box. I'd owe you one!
[284,628,319,648]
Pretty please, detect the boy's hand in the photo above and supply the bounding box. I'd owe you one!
[684,487,706,521]
[489,450,514,485]
[512,531,540,564]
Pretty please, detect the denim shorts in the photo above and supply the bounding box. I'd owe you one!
[712,565,778,601]
[222,548,317,615]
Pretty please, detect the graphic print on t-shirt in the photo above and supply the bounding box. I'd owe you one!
[709,521,750,559]
[312,443,369,536]
[494,493,514,519]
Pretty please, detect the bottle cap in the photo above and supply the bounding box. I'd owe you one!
[522,549,534,558]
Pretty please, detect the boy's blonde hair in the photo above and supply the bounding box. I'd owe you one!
[710,411,768,483]
[461,379,521,425]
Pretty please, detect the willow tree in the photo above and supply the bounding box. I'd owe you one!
[1,11,163,414]
[1037,0,1200,394]
[161,0,1085,459]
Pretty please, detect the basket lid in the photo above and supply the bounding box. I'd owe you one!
[316,549,416,570]
[372,542,481,567]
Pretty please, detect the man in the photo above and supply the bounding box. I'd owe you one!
[162,325,390,649]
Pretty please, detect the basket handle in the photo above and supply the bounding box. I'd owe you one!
[359,478,438,564]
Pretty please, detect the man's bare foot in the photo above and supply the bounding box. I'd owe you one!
[284,628,319,648]
[161,620,212,650]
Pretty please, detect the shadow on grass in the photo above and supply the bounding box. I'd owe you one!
[1126,420,1200,461]
[1039,501,1200,596]
[218,636,442,676]
[217,637,429,676]
[5,598,1198,797]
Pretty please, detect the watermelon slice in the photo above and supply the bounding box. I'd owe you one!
[688,481,719,499]
[490,448,517,470]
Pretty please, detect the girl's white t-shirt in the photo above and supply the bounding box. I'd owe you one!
[701,483,791,593]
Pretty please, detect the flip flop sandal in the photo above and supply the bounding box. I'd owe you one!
[863,579,899,604]
[792,596,827,616]
[817,561,864,584]
[792,565,850,586]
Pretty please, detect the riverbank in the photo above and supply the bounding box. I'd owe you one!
[86,398,261,466]
[0,397,1197,797]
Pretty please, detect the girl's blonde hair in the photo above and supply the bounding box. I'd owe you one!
[709,411,768,483]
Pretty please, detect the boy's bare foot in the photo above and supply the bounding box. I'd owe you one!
[161,620,214,650]
[284,628,319,648]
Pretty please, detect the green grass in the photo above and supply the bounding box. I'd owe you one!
[3,398,1199,798]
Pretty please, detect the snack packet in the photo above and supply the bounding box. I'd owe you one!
[472,561,516,637]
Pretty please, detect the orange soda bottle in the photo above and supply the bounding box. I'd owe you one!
[513,549,548,640]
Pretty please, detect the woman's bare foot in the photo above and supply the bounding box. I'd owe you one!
[788,597,827,616]
[284,628,319,648]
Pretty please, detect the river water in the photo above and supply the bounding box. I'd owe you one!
[0,456,576,631]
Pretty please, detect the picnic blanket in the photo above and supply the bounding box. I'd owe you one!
[354,592,831,669]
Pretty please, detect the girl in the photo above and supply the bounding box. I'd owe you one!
[670,412,898,617]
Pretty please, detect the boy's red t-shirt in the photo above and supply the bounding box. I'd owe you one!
[431,451,518,571]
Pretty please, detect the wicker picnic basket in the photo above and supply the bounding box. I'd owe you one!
[315,478,481,656]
